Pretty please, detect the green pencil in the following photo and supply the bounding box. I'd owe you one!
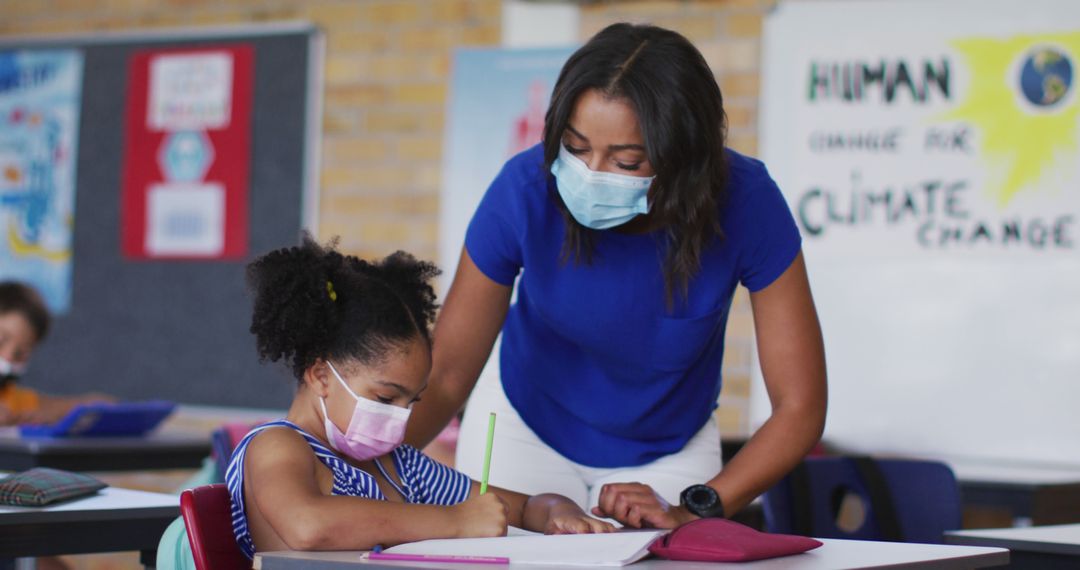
[480,412,496,494]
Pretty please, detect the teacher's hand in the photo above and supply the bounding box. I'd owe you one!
[544,505,617,535]
[591,483,699,529]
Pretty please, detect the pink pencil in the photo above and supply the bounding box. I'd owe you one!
[365,552,510,564]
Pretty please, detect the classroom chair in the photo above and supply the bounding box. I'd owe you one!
[761,456,962,544]
[212,422,261,481]
[179,484,250,570]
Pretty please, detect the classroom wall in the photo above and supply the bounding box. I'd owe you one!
[0,0,502,267]
[0,0,783,436]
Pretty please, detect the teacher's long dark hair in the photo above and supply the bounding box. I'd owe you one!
[542,23,729,305]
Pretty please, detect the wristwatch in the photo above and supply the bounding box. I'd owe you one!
[680,484,725,518]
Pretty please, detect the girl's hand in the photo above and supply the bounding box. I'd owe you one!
[452,492,509,538]
[591,482,698,529]
[545,504,616,534]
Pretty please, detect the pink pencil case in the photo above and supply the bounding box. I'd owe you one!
[649,518,823,562]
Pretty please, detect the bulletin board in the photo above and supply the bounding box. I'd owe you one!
[0,23,323,408]
[754,0,1080,466]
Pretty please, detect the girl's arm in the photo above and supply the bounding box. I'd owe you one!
[484,483,615,534]
[405,249,512,448]
[244,428,507,551]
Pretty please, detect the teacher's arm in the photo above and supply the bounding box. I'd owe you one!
[595,251,826,527]
[405,247,512,449]
[709,250,827,513]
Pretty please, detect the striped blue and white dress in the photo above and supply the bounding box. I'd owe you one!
[225,419,471,559]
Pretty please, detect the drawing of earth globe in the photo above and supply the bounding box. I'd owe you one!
[1019,47,1073,107]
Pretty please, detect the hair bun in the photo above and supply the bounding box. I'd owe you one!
[247,235,441,381]
[246,233,342,378]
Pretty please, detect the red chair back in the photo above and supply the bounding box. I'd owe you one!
[180,483,250,570]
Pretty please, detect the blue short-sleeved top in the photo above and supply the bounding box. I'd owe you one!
[225,420,471,559]
[465,144,801,468]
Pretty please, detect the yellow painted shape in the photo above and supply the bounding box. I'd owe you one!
[6,218,71,262]
[942,32,1080,206]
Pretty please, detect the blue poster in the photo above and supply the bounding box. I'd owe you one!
[439,46,576,281]
[0,50,84,313]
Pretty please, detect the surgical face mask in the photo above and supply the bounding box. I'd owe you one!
[318,360,411,461]
[0,356,27,386]
[550,143,654,230]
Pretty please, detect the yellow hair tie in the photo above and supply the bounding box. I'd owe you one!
[326,280,337,302]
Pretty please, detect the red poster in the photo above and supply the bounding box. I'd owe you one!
[121,45,252,260]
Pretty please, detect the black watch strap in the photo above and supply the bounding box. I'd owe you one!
[680,484,725,518]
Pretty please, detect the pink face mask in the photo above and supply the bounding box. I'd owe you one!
[319,360,412,461]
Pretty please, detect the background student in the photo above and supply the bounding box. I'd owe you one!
[0,281,114,426]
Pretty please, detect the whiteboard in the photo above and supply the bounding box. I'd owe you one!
[754,0,1080,466]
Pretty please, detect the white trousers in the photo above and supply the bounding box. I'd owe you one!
[456,372,723,512]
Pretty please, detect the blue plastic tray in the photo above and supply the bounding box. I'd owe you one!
[19,400,177,438]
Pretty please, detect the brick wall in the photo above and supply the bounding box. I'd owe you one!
[0,0,778,442]
[0,0,501,267]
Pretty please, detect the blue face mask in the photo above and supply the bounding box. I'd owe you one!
[550,144,654,230]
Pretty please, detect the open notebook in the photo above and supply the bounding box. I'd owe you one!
[384,528,667,567]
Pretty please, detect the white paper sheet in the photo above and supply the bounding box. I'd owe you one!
[384,530,666,567]
[148,52,233,131]
[145,182,225,256]
[507,526,539,537]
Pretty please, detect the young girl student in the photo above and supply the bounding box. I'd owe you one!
[227,236,614,559]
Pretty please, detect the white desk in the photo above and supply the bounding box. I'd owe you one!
[0,487,179,568]
[0,431,210,472]
[255,539,1008,569]
[946,523,1080,568]
[947,458,1080,526]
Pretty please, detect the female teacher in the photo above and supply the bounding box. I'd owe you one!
[406,22,826,529]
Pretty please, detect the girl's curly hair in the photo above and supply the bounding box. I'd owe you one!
[246,233,440,381]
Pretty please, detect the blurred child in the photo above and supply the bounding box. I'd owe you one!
[227,236,614,558]
[0,281,112,426]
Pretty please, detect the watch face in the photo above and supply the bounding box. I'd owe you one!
[682,484,723,518]
[687,486,717,509]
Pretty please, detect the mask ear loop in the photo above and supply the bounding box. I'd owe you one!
[318,397,332,424]
[326,358,414,417]
[319,360,361,447]
[326,359,362,401]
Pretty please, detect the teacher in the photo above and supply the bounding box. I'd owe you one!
[406,22,826,529]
